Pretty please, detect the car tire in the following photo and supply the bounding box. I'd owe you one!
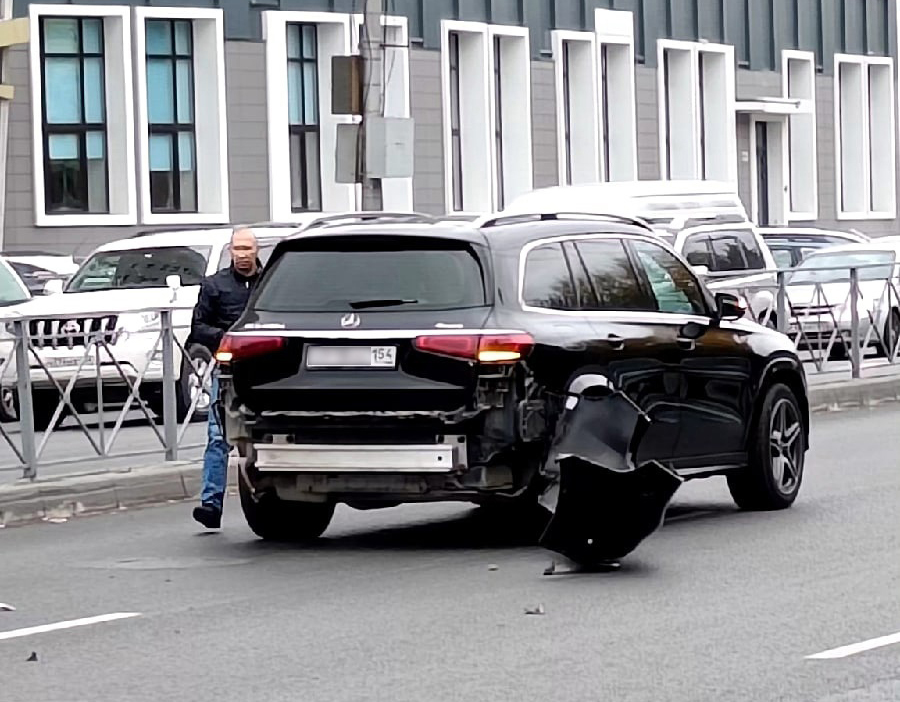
[0,386,17,423]
[877,309,900,358]
[727,383,805,511]
[238,470,335,542]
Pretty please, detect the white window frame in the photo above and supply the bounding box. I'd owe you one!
[833,53,896,220]
[133,6,229,225]
[28,4,137,227]
[781,50,818,221]
[551,30,599,185]
[263,11,355,222]
[487,24,532,210]
[595,8,637,181]
[440,21,491,215]
[350,14,413,212]
[657,39,736,184]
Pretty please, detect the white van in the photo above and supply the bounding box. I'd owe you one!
[495,180,749,232]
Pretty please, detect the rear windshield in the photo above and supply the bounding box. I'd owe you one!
[253,241,488,312]
[66,246,211,292]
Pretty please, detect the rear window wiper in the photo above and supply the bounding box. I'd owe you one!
[348,298,419,309]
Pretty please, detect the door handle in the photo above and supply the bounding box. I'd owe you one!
[604,334,625,351]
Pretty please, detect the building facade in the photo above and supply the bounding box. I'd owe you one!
[0,0,897,254]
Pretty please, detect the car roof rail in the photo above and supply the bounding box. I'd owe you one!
[477,211,655,232]
[240,221,309,229]
[297,211,439,231]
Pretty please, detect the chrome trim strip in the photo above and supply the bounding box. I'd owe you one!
[253,443,458,473]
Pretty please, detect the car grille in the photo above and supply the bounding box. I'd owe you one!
[28,316,119,349]
[790,303,835,316]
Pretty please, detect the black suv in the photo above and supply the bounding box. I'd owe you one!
[217,213,809,542]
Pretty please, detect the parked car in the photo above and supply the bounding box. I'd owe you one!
[216,211,809,542]
[784,240,900,359]
[758,227,870,269]
[495,179,750,232]
[0,223,305,430]
[0,257,34,421]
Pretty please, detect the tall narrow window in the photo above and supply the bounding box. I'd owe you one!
[698,51,707,179]
[561,42,572,184]
[448,32,463,212]
[492,35,504,210]
[146,19,197,213]
[287,23,321,212]
[40,16,109,213]
[600,44,611,180]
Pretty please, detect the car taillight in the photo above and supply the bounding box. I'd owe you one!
[215,334,284,363]
[413,333,534,363]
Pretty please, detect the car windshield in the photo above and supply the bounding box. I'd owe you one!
[254,241,488,312]
[0,262,28,306]
[788,250,896,284]
[66,246,212,292]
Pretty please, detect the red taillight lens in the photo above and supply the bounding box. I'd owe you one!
[413,333,534,363]
[215,334,284,363]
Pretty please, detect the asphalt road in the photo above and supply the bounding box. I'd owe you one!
[1,405,898,702]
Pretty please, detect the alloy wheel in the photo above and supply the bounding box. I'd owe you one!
[189,357,211,412]
[769,398,803,494]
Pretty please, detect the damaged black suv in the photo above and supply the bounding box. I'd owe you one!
[217,212,809,545]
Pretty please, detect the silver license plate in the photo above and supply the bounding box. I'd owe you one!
[306,345,397,368]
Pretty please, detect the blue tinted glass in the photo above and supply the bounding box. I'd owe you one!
[303,63,318,124]
[287,25,300,59]
[146,20,172,56]
[178,132,194,172]
[48,134,79,160]
[302,24,316,58]
[45,57,82,124]
[82,18,102,53]
[147,58,174,124]
[149,134,172,171]
[83,57,104,123]
[86,131,105,159]
[287,62,301,125]
[175,59,193,123]
[175,20,192,55]
[43,19,79,53]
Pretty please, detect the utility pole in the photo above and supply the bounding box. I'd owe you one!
[359,0,385,210]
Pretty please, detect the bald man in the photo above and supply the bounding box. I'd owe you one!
[190,227,262,529]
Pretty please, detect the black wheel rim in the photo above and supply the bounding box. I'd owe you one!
[769,398,803,494]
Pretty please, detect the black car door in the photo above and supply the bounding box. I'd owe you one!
[559,237,687,467]
[628,238,754,471]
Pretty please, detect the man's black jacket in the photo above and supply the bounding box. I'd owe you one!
[190,263,262,354]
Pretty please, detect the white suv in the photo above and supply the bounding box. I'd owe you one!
[1,224,301,429]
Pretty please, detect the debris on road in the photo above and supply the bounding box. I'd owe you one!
[538,384,683,569]
[524,604,545,615]
[26,652,38,662]
[487,564,499,571]
[0,602,15,611]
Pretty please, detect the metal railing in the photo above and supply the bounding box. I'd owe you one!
[703,261,900,378]
[0,307,213,482]
[1,265,898,482]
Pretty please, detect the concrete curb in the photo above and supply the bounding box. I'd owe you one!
[0,376,897,528]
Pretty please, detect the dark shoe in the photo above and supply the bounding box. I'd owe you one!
[192,504,222,529]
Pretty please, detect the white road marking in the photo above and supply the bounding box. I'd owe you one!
[0,612,142,642]
[806,630,900,659]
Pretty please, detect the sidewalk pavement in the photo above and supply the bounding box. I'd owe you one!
[1,368,898,528]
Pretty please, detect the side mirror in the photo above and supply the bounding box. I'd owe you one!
[715,292,746,321]
[691,264,710,277]
[43,279,64,295]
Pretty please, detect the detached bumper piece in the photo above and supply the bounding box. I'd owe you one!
[538,390,683,569]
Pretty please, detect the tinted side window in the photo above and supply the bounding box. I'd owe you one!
[522,243,578,310]
[681,235,713,269]
[570,240,656,311]
[709,229,767,271]
[630,240,707,315]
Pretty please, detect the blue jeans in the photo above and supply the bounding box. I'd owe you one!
[200,373,230,511]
